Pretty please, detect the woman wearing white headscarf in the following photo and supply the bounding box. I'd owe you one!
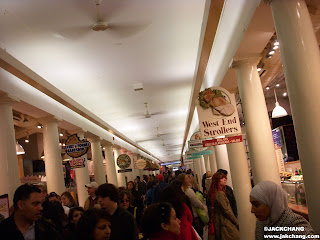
[250,181,315,240]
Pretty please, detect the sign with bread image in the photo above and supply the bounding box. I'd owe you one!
[196,87,241,138]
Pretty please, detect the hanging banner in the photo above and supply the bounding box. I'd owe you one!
[196,87,241,139]
[202,135,243,147]
[189,131,209,152]
[184,159,194,165]
[272,128,285,172]
[69,156,86,168]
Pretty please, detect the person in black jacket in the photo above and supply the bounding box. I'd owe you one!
[216,169,238,218]
[0,184,62,240]
[96,183,139,240]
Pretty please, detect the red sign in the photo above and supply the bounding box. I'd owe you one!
[69,157,86,169]
[202,135,243,147]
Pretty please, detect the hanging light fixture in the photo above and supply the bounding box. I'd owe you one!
[272,89,288,118]
[16,142,25,155]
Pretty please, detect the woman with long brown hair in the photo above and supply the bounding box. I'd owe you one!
[207,172,239,240]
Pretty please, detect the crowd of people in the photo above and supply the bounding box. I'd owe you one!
[0,168,316,240]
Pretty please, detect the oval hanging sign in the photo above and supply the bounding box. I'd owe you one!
[117,154,131,169]
[62,134,90,158]
[136,159,147,169]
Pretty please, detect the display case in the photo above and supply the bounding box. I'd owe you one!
[281,181,307,206]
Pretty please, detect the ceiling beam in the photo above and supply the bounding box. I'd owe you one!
[181,0,224,156]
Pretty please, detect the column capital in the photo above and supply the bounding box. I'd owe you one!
[112,144,121,150]
[101,140,112,147]
[231,54,261,69]
[0,92,19,104]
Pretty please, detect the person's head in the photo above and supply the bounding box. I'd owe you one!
[250,180,288,225]
[118,189,133,210]
[37,185,47,202]
[42,200,66,230]
[209,172,227,196]
[217,169,228,176]
[157,174,164,182]
[13,184,43,221]
[142,203,180,237]
[69,207,84,226]
[206,171,212,178]
[160,182,185,219]
[61,192,77,207]
[177,173,191,190]
[47,192,59,202]
[127,181,134,190]
[95,184,119,211]
[77,208,112,240]
[86,182,99,197]
[136,176,141,181]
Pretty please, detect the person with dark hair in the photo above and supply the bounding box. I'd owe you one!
[152,174,169,204]
[127,181,143,209]
[216,169,238,218]
[61,191,77,208]
[141,202,181,240]
[37,185,47,203]
[96,183,139,240]
[145,179,157,206]
[47,191,60,202]
[207,172,239,240]
[77,208,112,240]
[42,200,68,233]
[160,180,198,240]
[0,184,62,240]
[118,189,142,230]
[63,206,84,240]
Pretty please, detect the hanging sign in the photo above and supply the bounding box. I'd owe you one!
[117,154,131,169]
[196,87,241,139]
[136,159,147,169]
[118,169,133,173]
[69,156,87,168]
[272,128,285,172]
[184,159,194,165]
[189,131,209,152]
[202,135,243,147]
[62,134,91,158]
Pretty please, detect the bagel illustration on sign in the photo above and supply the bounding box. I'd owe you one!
[64,134,90,158]
[198,88,235,116]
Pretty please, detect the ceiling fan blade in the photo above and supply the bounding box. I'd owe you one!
[107,22,150,39]
[58,26,92,40]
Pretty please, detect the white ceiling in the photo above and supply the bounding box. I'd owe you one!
[0,0,207,162]
[2,1,317,162]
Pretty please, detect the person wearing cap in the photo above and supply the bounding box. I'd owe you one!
[84,181,100,210]
[151,174,169,204]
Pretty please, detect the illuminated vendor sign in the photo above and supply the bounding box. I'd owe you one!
[196,87,241,138]
[62,134,91,168]
[202,135,243,147]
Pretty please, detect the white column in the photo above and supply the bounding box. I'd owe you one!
[214,144,233,187]
[203,155,211,173]
[103,144,118,186]
[233,57,280,185]
[269,0,320,232]
[90,137,106,185]
[227,141,256,240]
[73,130,90,207]
[0,93,20,206]
[42,117,65,195]
[208,146,217,173]
[114,147,126,187]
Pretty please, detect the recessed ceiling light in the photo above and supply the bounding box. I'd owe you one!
[273,46,279,50]
[59,143,62,146]
[266,87,270,90]
[25,139,29,143]
[59,133,63,136]
[257,68,262,72]
[283,92,287,96]
[37,125,42,129]
[276,84,280,87]
[274,41,279,46]
[269,50,275,55]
